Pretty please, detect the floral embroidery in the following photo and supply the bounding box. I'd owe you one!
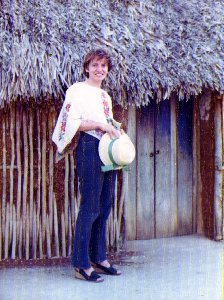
[87,92,112,140]
[59,103,71,141]
[101,92,111,123]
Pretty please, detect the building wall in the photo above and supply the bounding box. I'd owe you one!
[0,102,126,261]
[0,91,222,261]
[125,91,222,241]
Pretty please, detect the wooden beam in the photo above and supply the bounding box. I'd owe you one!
[214,96,223,240]
[177,98,193,235]
[2,113,6,255]
[170,96,178,236]
[155,100,173,237]
[125,106,137,240]
[198,90,215,238]
[193,99,203,234]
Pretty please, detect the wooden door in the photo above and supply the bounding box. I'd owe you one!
[135,98,194,239]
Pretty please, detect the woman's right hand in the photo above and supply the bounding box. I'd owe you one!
[79,120,121,139]
[100,123,121,139]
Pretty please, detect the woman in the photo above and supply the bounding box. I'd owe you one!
[53,49,122,282]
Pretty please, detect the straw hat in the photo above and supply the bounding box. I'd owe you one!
[99,132,135,172]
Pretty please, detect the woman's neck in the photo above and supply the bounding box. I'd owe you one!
[85,78,102,88]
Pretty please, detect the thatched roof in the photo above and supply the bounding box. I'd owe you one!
[0,0,223,107]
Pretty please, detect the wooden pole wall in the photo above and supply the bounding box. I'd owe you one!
[0,103,124,260]
[213,96,223,240]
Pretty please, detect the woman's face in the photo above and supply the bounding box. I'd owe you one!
[86,57,109,83]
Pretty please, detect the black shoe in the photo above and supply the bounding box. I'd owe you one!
[93,263,121,276]
[75,268,104,282]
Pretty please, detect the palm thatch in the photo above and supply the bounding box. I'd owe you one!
[0,0,223,107]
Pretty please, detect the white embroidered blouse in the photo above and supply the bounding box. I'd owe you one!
[52,81,113,153]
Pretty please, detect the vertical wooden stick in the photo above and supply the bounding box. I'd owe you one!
[64,155,69,239]
[28,108,34,255]
[9,105,15,253]
[41,109,47,247]
[11,204,17,259]
[25,203,30,259]
[222,95,224,239]
[112,177,118,246]
[222,95,224,156]
[2,113,6,247]
[61,213,66,257]
[32,203,37,259]
[67,204,72,256]
[36,208,40,258]
[53,194,60,257]
[4,203,9,259]
[22,109,29,253]
[18,219,23,258]
[48,110,54,236]
[69,153,76,231]
[76,183,81,221]
[37,110,42,257]
[16,105,22,254]
[39,219,43,259]
[117,172,126,246]
[0,198,2,260]
[108,211,113,248]
[46,215,51,258]
[214,97,223,240]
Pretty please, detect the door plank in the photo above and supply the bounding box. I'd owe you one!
[177,99,193,235]
[155,100,174,237]
[193,100,201,234]
[170,97,178,236]
[125,106,137,240]
[136,105,155,239]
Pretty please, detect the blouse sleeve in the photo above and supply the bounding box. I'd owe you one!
[107,93,113,120]
[52,86,83,153]
[107,93,122,130]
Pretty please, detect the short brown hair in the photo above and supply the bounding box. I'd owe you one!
[83,49,113,78]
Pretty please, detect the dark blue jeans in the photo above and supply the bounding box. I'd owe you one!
[72,133,116,269]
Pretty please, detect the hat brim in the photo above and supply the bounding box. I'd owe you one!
[98,133,114,166]
[98,133,135,167]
